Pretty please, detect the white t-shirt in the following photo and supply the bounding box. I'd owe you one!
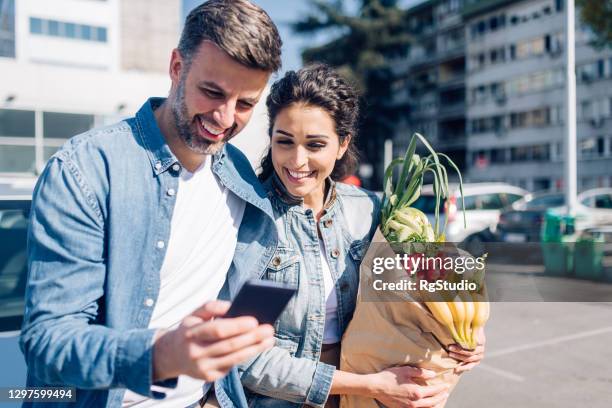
[319,240,340,344]
[122,158,245,407]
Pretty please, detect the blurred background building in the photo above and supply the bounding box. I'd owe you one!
[0,0,179,176]
[389,0,612,192]
[1,0,610,192]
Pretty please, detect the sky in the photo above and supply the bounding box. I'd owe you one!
[182,0,426,74]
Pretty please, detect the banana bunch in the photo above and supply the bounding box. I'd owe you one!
[423,287,489,350]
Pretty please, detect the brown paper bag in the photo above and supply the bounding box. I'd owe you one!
[339,229,463,408]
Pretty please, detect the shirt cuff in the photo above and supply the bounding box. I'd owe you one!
[305,361,335,408]
[115,328,178,398]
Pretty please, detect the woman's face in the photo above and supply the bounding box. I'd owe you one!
[271,103,349,200]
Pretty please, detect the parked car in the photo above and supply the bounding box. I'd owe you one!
[411,183,528,247]
[578,188,612,225]
[497,188,612,242]
[0,181,34,394]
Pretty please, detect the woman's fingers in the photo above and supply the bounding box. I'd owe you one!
[413,390,449,407]
[454,362,479,373]
[449,351,483,363]
[448,344,484,358]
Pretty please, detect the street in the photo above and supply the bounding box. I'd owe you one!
[452,299,612,406]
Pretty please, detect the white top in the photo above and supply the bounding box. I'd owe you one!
[319,239,340,344]
[122,158,246,407]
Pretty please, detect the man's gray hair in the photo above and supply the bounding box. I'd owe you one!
[179,0,282,72]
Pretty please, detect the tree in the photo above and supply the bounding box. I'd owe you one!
[577,0,612,49]
[293,0,412,189]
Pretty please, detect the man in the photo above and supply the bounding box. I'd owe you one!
[20,1,281,407]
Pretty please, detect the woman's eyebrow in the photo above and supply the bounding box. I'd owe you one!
[275,130,329,139]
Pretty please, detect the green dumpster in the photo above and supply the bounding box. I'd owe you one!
[541,210,575,276]
[574,230,605,280]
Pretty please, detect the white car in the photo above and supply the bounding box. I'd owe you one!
[577,188,612,226]
[412,182,528,243]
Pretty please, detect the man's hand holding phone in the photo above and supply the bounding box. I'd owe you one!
[153,300,275,382]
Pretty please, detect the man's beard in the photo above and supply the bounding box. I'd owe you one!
[170,77,236,155]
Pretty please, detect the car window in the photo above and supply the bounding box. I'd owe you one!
[504,193,524,205]
[412,195,446,214]
[476,193,504,210]
[0,201,30,332]
[457,195,477,211]
[525,194,564,209]
[593,194,612,209]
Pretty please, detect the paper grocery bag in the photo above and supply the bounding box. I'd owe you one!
[339,228,462,408]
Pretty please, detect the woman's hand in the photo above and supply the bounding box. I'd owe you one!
[450,328,486,373]
[368,366,449,408]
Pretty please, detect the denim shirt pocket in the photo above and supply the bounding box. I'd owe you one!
[265,247,300,286]
[273,332,300,357]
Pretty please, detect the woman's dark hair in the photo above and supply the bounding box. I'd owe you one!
[259,63,360,181]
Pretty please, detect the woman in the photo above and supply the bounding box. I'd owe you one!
[238,64,484,408]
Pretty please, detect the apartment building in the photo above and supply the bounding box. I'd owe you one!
[391,0,468,171]
[391,0,612,191]
[0,0,179,176]
[463,0,612,191]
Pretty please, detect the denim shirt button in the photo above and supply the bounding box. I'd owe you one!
[156,240,165,249]
[144,298,154,307]
[171,163,181,172]
[331,249,340,258]
[323,219,333,228]
[167,188,176,196]
[154,162,162,170]
[271,257,281,267]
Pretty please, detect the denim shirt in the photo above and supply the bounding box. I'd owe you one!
[20,98,278,408]
[238,176,380,408]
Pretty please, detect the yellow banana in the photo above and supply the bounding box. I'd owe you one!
[458,291,475,350]
[424,301,462,345]
[470,288,490,348]
[447,294,468,348]
[423,291,462,345]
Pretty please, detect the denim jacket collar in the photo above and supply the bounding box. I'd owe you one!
[265,172,338,214]
[134,97,179,176]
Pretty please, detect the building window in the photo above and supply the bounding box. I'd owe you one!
[0,109,35,137]
[30,17,108,43]
[491,148,507,163]
[95,27,107,42]
[65,22,76,38]
[0,146,35,173]
[43,112,94,139]
[0,0,16,58]
[80,24,92,41]
[48,20,60,36]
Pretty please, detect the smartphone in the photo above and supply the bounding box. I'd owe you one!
[225,279,298,325]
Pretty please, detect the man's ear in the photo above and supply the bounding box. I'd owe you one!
[169,48,183,87]
[337,135,352,160]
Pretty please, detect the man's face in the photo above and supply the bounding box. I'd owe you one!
[169,41,270,155]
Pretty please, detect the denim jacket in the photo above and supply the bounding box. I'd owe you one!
[20,98,278,408]
[238,175,380,408]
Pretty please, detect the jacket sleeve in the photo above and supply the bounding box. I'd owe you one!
[19,156,174,398]
[238,342,335,408]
